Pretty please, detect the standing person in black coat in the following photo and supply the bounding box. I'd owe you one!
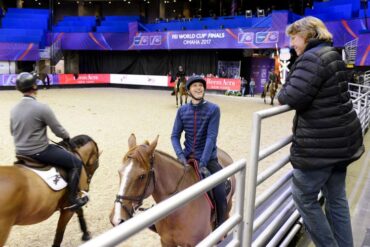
[278,16,364,247]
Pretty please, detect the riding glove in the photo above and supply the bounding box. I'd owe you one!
[63,138,75,150]
[199,166,211,179]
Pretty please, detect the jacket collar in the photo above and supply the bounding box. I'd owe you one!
[304,39,332,52]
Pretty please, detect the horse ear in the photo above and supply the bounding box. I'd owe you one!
[148,135,159,154]
[128,133,136,149]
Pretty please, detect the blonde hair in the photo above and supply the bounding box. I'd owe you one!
[286,16,333,42]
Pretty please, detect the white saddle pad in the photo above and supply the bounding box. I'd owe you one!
[23,166,67,191]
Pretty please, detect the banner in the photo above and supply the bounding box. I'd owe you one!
[205,77,241,91]
[250,57,274,93]
[0,42,40,61]
[58,74,110,84]
[0,74,57,86]
[111,74,168,86]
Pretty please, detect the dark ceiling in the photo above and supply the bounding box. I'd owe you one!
[2,0,313,17]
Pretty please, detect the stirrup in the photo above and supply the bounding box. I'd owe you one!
[64,191,89,211]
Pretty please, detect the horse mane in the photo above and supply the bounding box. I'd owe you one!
[71,134,99,153]
[124,145,151,169]
[155,149,182,166]
[124,143,183,169]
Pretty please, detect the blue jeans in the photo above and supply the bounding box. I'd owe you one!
[292,167,353,247]
[249,85,254,96]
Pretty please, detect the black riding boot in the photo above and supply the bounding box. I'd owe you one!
[215,193,227,228]
[64,168,89,211]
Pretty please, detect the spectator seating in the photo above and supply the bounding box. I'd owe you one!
[96,16,140,33]
[53,16,96,33]
[304,0,368,21]
[144,15,272,32]
[0,8,49,48]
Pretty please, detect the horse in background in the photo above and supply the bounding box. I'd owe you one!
[37,72,50,89]
[0,135,101,247]
[110,134,236,247]
[174,77,188,107]
[261,74,279,105]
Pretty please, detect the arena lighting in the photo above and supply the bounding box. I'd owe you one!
[257,8,265,17]
[245,9,252,17]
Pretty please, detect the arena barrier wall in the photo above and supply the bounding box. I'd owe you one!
[0,73,241,91]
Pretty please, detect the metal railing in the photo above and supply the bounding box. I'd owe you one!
[243,105,294,247]
[80,159,247,247]
[242,83,370,246]
[349,83,370,134]
[344,38,358,65]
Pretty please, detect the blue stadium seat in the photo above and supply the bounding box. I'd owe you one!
[104,15,140,21]
[96,26,129,33]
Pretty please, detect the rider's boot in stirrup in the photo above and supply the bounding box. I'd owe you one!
[64,168,89,211]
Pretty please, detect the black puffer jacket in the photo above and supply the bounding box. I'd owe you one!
[278,39,364,170]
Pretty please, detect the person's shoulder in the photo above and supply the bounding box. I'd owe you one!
[178,102,191,112]
[204,101,220,110]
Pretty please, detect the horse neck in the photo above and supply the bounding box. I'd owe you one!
[152,151,196,202]
[75,142,95,191]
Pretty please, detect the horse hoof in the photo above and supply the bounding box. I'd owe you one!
[82,232,92,241]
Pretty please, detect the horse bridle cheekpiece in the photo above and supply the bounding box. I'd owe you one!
[115,151,155,218]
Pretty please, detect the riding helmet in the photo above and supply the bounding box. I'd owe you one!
[185,76,206,91]
[16,72,38,93]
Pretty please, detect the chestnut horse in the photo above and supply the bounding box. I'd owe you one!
[110,134,235,247]
[174,77,188,107]
[0,135,101,247]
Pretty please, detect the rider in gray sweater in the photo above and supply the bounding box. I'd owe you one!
[10,72,88,211]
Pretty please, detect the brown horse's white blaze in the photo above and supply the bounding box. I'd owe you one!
[111,161,135,226]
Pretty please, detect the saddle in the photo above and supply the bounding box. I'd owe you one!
[14,155,68,191]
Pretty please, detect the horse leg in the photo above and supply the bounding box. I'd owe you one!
[52,210,75,247]
[160,238,177,247]
[76,208,91,241]
[271,96,274,105]
[0,219,13,246]
[180,95,183,106]
[175,92,179,107]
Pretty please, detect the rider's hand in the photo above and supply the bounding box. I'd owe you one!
[178,157,187,166]
[63,138,75,150]
[199,166,211,178]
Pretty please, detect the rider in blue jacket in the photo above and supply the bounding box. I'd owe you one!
[171,76,226,228]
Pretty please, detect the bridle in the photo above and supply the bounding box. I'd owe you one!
[114,153,156,218]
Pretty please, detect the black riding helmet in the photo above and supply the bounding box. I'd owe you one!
[16,72,38,93]
[185,76,206,91]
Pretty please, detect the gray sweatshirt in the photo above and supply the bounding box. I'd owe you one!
[10,96,70,155]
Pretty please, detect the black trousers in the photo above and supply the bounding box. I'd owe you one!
[207,159,227,224]
[29,144,83,172]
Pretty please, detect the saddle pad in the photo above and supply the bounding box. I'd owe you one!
[23,165,67,191]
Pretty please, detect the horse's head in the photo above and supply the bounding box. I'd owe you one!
[110,133,158,226]
[71,135,101,191]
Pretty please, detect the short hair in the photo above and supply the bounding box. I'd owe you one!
[286,16,332,42]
